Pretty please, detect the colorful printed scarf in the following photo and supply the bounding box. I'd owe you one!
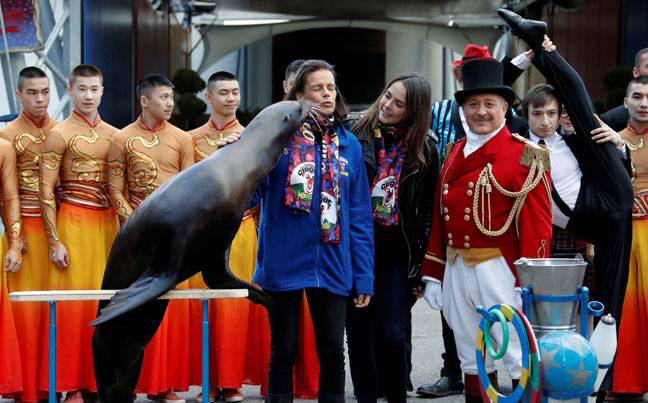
[370,124,408,226]
[285,114,341,243]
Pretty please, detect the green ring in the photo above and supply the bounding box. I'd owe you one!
[483,308,509,360]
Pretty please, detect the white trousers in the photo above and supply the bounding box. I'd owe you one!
[442,255,522,378]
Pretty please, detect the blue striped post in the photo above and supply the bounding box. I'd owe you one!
[202,298,209,403]
[49,301,56,403]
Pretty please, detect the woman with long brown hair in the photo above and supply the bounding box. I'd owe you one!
[346,73,439,403]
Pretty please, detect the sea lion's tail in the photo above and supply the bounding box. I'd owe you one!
[91,269,175,326]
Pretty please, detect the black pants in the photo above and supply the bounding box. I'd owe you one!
[346,261,410,403]
[266,288,346,403]
[526,37,634,391]
[440,315,462,380]
[405,293,417,391]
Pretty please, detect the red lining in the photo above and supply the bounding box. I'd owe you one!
[209,117,238,131]
[21,111,48,128]
[73,110,101,128]
[138,116,165,132]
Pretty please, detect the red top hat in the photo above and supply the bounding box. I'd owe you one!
[453,44,492,66]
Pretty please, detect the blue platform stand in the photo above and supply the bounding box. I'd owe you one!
[44,298,212,403]
[49,302,56,403]
[201,298,210,403]
[521,286,604,403]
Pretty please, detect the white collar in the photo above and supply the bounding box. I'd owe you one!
[462,121,505,157]
[465,121,505,146]
[528,130,559,147]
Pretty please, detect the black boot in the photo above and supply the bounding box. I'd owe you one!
[497,8,547,50]
[488,371,499,390]
[464,374,484,403]
[318,392,346,403]
[266,392,293,403]
[416,376,464,397]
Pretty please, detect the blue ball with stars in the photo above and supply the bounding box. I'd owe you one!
[538,331,598,399]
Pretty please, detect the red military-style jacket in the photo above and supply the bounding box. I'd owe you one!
[421,126,553,284]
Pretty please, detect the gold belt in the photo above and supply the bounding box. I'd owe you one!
[446,246,502,266]
[632,189,648,219]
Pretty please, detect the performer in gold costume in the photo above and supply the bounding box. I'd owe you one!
[37,64,118,402]
[0,66,57,403]
[108,74,194,403]
[613,76,648,397]
[188,71,253,403]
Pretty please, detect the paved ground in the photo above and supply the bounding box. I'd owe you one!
[2,299,647,402]
[0,300,460,403]
[150,300,470,402]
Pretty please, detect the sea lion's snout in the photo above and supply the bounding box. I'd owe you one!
[284,101,310,127]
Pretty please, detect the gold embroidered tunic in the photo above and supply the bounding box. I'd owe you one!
[189,118,244,162]
[621,124,648,218]
[39,111,118,242]
[0,112,58,217]
[108,118,194,221]
[0,138,23,251]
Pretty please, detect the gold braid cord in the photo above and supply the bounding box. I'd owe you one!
[472,145,548,237]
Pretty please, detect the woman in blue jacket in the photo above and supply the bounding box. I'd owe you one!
[252,59,374,403]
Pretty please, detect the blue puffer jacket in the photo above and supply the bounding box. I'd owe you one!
[252,124,374,296]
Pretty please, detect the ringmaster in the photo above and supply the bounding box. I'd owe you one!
[421,56,553,402]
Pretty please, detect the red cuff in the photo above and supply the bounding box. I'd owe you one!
[421,254,445,282]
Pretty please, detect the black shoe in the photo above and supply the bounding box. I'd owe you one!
[497,8,547,48]
[416,376,464,398]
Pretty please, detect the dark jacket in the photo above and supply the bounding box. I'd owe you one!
[347,116,439,280]
[601,104,629,132]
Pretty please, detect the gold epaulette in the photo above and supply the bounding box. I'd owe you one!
[512,134,550,171]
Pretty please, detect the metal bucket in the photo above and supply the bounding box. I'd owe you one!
[514,257,588,338]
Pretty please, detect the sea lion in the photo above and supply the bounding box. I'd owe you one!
[91,100,309,403]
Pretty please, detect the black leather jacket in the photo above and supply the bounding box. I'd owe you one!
[350,120,440,280]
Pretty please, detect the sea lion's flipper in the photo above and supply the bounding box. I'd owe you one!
[200,247,229,289]
[201,248,275,311]
[91,270,175,326]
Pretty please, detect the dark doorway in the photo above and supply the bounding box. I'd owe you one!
[272,28,386,108]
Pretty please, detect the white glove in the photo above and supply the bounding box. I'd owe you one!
[423,277,443,310]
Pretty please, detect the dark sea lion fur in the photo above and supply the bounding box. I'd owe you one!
[91,100,309,402]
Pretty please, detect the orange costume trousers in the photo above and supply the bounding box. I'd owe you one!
[6,217,49,402]
[37,203,118,393]
[0,264,22,395]
[613,218,648,393]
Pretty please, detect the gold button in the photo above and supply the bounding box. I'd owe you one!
[464,215,470,222]
[464,242,471,248]
[464,207,470,214]
[443,183,449,189]
[443,190,448,195]
[448,240,453,246]
[468,182,475,189]
[443,207,448,214]
[464,235,470,241]
[467,190,473,197]
[448,233,453,239]
[444,215,450,222]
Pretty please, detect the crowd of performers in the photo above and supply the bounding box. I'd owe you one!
[0,9,647,403]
